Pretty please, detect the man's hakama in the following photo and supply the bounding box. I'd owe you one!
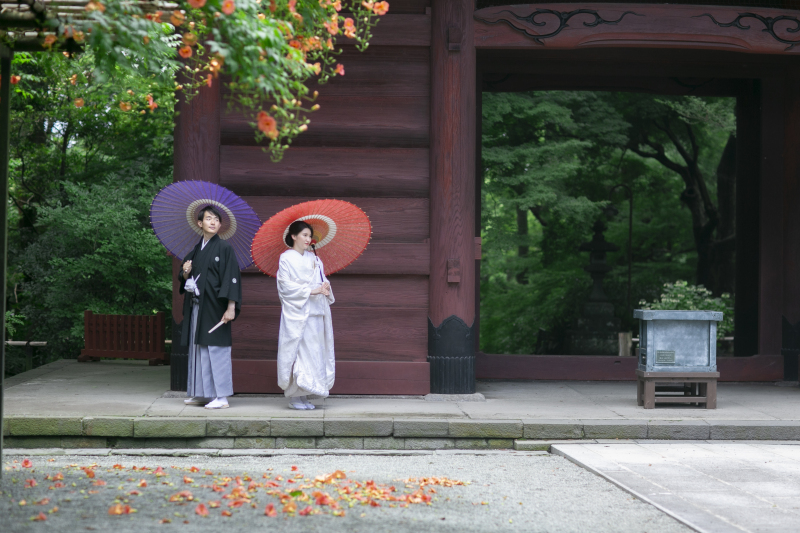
[186,302,233,399]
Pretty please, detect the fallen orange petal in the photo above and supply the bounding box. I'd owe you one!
[265,503,277,517]
[195,503,209,517]
[108,504,124,515]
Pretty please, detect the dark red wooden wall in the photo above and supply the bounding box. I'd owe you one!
[221,1,433,394]
[172,2,800,392]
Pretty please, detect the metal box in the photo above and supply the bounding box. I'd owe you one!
[634,310,723,372]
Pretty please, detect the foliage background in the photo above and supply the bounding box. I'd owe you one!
[4,52,174,376]
[479,91,736,355]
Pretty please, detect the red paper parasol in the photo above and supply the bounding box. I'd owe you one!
[251,199,372,277]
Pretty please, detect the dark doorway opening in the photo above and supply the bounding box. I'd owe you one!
[473,47,783,380]
[479,89,738,356]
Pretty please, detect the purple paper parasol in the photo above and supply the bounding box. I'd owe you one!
[150,181,260,269]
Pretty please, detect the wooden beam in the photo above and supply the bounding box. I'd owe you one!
[170,76,220,391]
[476,353,784,382]
[735,81,760,358]
[759,78,785,359]
[219,146,429,197]
[429,0,476,326]
[474,3,800,55]
[232,360,431,394]
[428,0,476,393]
[783,74,800,327]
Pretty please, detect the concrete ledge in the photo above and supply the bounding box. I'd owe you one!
[270,419,324,437]
[316,437,364,449]
[83,417,134,437]
[394,419,450,437]
[324,419,392,437]
[364,437,405,450]
[139,438,190,449]
[449,420,523,438]
[648,421,711,440]
[4,437,64,448]
[207,419,270,437]
[7,415,800,447]
[234,437,276,449]
[108,448,211,457]
[404,438,455,450]
[583,420,648,439]
[275,437,317,449]
[61,436,108,449]
[709,421,800,440]
[2,447,548,457]
[9,417,83,436]
[455,438,490,450]
[3,448,67,455]
[523,420,584,439]
[514,439,594,451]
[134,418,206,438]
[187,437,236,449]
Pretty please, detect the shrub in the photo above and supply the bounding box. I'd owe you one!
[638,280,734,340]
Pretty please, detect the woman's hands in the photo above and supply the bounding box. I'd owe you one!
[310,282,331,296]
[182,260,192,277]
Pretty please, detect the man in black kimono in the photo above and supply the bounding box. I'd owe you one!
[178,205,242,409]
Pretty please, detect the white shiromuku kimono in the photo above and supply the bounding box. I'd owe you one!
[276,249,335,398]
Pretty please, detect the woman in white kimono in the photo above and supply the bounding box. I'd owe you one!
[276,221,335,410]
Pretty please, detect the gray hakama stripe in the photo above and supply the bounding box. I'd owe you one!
[187,302,233,399]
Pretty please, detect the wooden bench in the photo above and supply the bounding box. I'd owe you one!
[636,369,718,409]
[79,311,168,366]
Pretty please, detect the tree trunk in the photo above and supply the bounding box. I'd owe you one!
[628,120,720,291]
[711,134,736,295]
[516,207,529,284]
[59,122,71,178]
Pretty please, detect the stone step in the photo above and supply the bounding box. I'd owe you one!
[4,416,800,449]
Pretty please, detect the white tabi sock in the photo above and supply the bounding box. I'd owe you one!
[288,397,308,410]
[301,397,315,410]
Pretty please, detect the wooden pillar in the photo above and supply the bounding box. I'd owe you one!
[759,78,784,363]
[170,80,220,391]
[428,0,476,393]
[474,69,482,353]
[734,81,760,359]
[0,46,12,476]
[782,74,800,376]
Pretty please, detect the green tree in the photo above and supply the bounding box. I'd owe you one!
[3,51,174,375]
[1,0,388,159]
[479,91,732,355]
[17,176,172,358]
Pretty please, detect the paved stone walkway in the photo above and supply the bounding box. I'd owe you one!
[554,442,800,533]
[4,360,800,450]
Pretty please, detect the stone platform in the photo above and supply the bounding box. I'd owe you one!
[4,360,800,451]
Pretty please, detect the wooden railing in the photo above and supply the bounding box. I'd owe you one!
[79,310,168,366]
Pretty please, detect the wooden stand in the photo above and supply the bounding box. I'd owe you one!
[636,369,719,409]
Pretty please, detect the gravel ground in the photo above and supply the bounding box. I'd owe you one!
[1,451,690,533]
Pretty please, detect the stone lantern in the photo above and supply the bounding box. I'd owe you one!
[566,220,621,355]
